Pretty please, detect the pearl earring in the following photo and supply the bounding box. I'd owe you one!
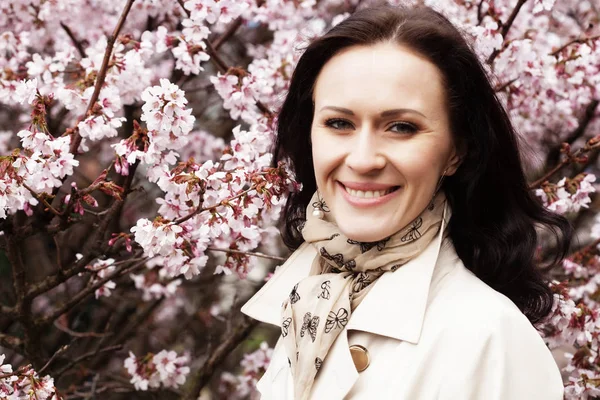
[312,206,325,219]
[311,191,328,219]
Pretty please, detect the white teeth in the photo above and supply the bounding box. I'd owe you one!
[345,187,394,199]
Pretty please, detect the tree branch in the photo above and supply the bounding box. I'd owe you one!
[545,100,599,166]
[181,316,259,400]
[22,183,62,217]
[60,22,85,58]
[54,345,123,379]
[69,0,137,154]
[7,235,26,303]
[550,34,600,57]
[38,344,70,375]
[529,139,600,189]
[208,246,286,262]
[25,252,96,300]
[487,0,528,65]
[176,0,273,118]
[36,258,148,326]
[174,185,255,225]
[212,17,243,50]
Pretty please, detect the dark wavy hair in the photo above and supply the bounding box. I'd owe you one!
[271,4,572,324]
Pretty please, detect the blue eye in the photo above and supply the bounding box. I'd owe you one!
[389,122,418,134]
[324,118,353,130]
[323,118,419,134]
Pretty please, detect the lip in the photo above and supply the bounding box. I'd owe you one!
[340,181,397,191]
[337,181,401,208]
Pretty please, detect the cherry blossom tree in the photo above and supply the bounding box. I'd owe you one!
[0,0,599,398]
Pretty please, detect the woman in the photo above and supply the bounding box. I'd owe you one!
[242,4,572,399]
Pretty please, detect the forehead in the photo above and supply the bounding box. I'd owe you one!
[313,42,446,116]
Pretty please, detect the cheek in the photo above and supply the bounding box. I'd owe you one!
[311,129,342,182]
[388,144,447,180]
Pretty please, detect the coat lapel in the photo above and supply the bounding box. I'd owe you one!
[241,241,316,326]
[241,204,449,399]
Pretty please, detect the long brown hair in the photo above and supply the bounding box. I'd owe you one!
[272,4,572,324]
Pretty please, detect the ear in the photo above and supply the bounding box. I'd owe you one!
[444,146,465,176]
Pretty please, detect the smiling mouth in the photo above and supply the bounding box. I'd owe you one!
[341,184,401,199]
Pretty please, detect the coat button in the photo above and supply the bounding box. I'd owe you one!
[349,344,370,372]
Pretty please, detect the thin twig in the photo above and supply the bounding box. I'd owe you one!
[487,0,528,65]
[550,34,600,57]
[22,183,62,216]
[494,77,518,93]
[54,319,112,338]
[204,40,229,73]
[55,345,123,379]
[545,100,599,166]
[25,252,96,300]
[60,22,85,58]
[174,186,255,225]
[181,316,259,400]
[7,235,26,303]
[176,0,273,118]
[38,344,70,375]
[212,17,243,50]
[54,235,64,271]
[529,141,600,189]
[208,246,286,262]
[69,0,137,154]
[476,0,486,25]
[36,258,148,326]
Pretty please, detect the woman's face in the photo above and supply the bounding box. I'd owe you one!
[310,42,461,242]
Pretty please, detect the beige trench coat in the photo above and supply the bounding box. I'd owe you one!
[241,219,564,399]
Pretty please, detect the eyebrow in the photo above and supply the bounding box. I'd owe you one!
[319,106,427,119]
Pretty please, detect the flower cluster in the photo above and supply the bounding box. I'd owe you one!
[0,127,78,219]
[124,350,190,391]
[130,269,182,301]
[76,255,118,299]
[536,173,596,214]
[1,0,600,398]
[113,78,195,175]
[218,341,273,399]
[0,355,61,400]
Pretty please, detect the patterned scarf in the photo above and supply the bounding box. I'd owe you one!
[280,190,447,400]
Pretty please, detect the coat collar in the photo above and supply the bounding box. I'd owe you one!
[241,204,452,344]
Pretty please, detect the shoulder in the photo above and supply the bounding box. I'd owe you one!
[423,258,564,399]
[427,258,544,346]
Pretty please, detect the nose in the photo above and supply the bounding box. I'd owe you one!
[344,128,386,174]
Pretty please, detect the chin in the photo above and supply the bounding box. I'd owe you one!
[339,226,392,243]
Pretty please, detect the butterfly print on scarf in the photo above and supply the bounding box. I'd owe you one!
[390,264,401,272]
[325,307,349,333]
[300,312,320,342]
[401,217,423,242]
[281,317,292,337]
[312,198,330,213]
[347,237,390,253]
[319,247,357,271]
[319,247,344,266]
[315,357,323,371]
[352,272,372,293]
[318,280,331,300]
[289,283,301,304]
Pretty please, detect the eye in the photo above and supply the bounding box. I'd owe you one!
[389,122,418,135]
[324,118,354,130]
